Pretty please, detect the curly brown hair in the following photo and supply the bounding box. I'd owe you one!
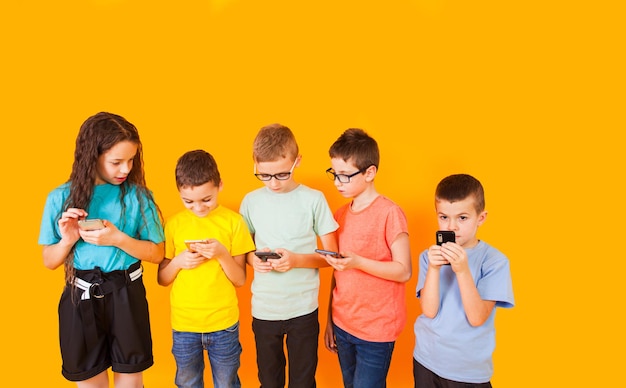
[62,112,161,283]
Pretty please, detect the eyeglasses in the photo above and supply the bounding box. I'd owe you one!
[326,167,365,183]
[254,158,298,181]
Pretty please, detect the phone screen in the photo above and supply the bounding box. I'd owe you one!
[436,231,455,246]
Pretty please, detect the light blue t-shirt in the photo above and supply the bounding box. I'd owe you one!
[38,182,164,272]
[239,184,339,320]
[413,240,514,383]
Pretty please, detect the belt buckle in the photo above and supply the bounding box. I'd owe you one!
[90,282,105,299]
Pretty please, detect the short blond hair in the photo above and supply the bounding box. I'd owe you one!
[253,123,299,162]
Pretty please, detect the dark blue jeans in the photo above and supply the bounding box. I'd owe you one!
[172,322,242,388]
[334,324,395,388]
[252,309,319,388]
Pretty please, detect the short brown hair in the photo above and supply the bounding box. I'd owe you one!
[329,128,379,171]
[175,150,221,189]
[253,123,299,162]
[435,174,485,213]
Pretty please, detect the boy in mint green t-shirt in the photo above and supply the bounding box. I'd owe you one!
[239,123,339,388]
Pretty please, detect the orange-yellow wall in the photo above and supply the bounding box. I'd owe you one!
[2,1,623,387]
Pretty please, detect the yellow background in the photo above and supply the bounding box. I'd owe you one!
[1,0,624,386]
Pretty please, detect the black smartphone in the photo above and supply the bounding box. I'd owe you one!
[254,251,282,261]
[436,231,456,246]
[315,249,344,258]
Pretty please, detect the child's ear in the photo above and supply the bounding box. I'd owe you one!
[477,210,488,226]
[218,181,224,192]
[364,165,377,181]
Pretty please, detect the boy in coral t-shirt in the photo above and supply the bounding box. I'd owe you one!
[319,128,412,388]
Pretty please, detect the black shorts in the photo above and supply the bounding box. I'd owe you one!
[58,262,153,381]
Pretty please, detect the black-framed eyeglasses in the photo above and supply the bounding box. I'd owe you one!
[326,167,364,183]
[254,159,298,181]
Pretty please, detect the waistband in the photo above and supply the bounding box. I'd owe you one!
[73,261,142,300]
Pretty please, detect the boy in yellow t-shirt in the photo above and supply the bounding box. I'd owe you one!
[158,150,255,388]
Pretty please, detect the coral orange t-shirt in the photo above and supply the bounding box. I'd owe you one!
[331,195,409,342]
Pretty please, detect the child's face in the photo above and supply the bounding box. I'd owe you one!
[329,157,367,198]
[95,140,137,185]
[179,181,222,218]
[254,156,299,194]
[435,196,487,249]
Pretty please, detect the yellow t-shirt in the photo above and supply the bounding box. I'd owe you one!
[164,205,255,333]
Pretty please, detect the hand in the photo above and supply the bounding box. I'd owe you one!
[269,248,295,272]
[322,251,356,272]
[440,242,469,273]
[78,219,120,247]
[189,239,227,260]
[58,208,88,244]
[172,250,209,270]
[427,245,449,268]
[251,249,274,273]
[324,320,338,354]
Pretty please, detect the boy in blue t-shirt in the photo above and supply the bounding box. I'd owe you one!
[413,174,515,387]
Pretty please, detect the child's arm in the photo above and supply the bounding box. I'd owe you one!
[442,243,496,326]
[217,252,247,287]
[420,246,444,318]
[42,240,76,270]
[157,258,176,286]
[324,274,338,353]
[42,207,88,269]
[327,232,412,283]
[457,271,496,326]
[79,220,164,264]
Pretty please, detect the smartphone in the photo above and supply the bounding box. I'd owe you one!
[78,219,105,231]
[436,231,456,246]
[254,251,281,261]
[185,239,207,251]
[315,249,344,258]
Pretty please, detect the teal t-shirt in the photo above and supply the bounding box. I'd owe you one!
[38,182,164,272]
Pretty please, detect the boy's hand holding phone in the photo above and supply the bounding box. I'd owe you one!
[254,249,296,273]
[174,249,208,270]
[251,249,277,273]
[186,239,228,261]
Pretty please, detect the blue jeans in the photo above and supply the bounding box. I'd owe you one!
[334,324,395,388]
[172,322,242,388]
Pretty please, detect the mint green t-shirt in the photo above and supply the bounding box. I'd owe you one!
[240,184,338,320]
